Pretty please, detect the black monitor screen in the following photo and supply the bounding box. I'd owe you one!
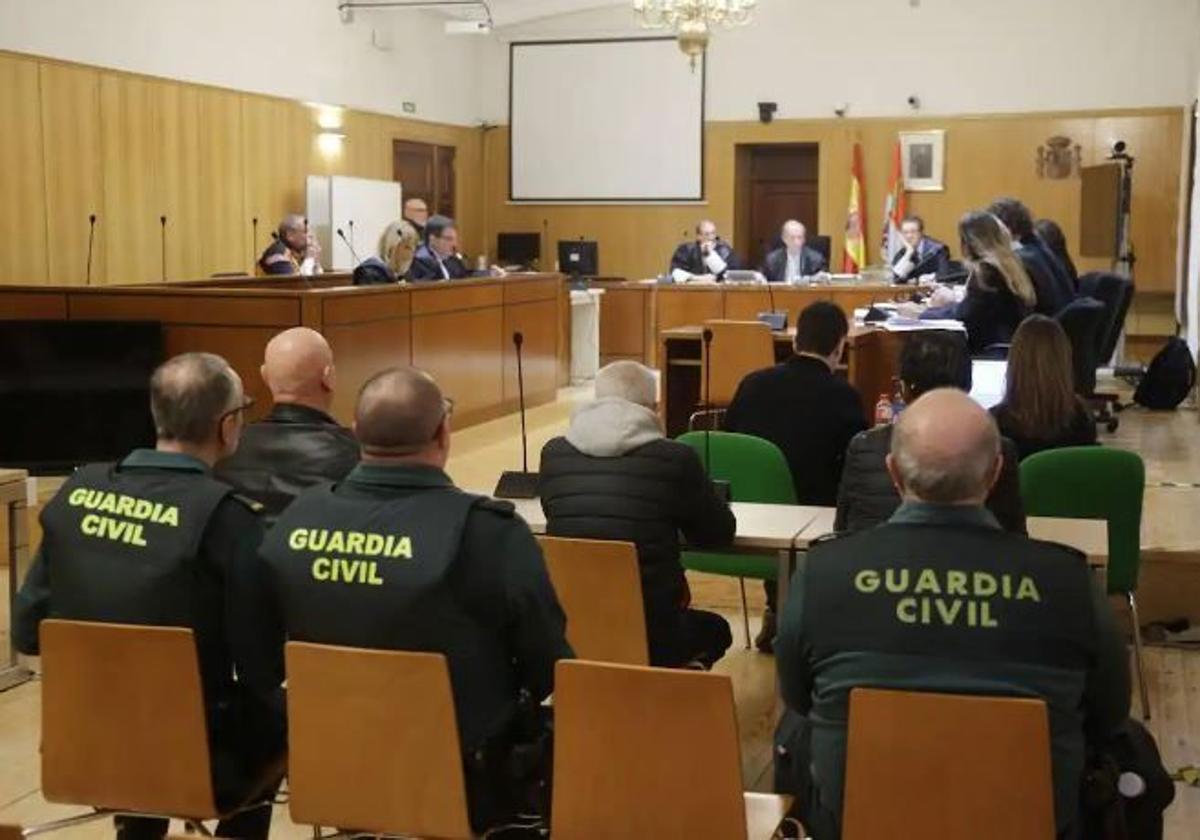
[497,232,541,267]
[0,321,164,474]
[557,240,598,276]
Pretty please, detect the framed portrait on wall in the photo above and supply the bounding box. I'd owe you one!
[900,130,946,192]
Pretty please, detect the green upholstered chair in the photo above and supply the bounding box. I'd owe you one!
[1019,446,1149,719]
[677,431,798,648]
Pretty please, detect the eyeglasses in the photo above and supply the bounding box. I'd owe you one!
[220,396,255,424]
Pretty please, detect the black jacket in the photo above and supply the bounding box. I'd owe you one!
[214,403,359,519]
[942,263,1031,355]
[760,246,827,282]
[723,355,868,505]
[669,241,741,279]
[835,424,1027,534]
[991,400,1098,462]
[539,425,734,628]
[408,244,473,281]
[1017,236,1075,316]
[890,236,951,282]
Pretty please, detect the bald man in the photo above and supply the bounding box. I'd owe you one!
[760,220,827,283]
[215,328,358,518]
[260,366,571,833]
[774,389,1130,839]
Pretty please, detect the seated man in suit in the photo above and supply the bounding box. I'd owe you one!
[775,389,1131,840]
[408,215,505,281]
[723,302,868,650]
[761,220,827,282]
[258,213,322,276]
[988,197,1074,315]
[891,215,950,283]
[215,327,359,520]
[539,361,735,669]
[669,219,741,282]
[836,330,1025,534]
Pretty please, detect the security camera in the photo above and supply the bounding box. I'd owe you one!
[907,95,920,110]
[757,101,778,124]
[833,103,848,118]
[1111,140,1127,155]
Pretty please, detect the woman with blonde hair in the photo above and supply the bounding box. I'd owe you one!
[990,314,1097,460]
[927,210,1036,354]
[379,219,420,278]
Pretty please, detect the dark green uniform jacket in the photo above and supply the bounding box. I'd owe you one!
[260,463,572,752]
[776,502,1130,836]
[15,449,285,724]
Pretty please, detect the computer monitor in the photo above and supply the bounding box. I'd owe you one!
[557,240,598,277]
[497,232,541,268]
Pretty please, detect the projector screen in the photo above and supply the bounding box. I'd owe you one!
[509,38,705,203]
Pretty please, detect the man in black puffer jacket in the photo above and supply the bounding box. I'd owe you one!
[540,361,735,668]
[836,330,1025,534]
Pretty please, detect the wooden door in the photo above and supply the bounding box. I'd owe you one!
[741,144,820,267]
[392,141,456,218]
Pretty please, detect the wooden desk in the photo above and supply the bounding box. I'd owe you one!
[0,273,569,431]
[658,325,907,437]
[494,496,825,594]
[0,468,32,691]
[595,280,917,368]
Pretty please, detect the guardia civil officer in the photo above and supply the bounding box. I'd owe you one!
[15,352,285,840]
[260,366,572,833]
[774,389,1130,839]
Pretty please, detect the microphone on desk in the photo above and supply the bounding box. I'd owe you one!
[160,215,168,282]
[336,228,361,267]
[494,331,540,499]
[252,217,260,267]
[85,214,97,285]
[757,279,788,331]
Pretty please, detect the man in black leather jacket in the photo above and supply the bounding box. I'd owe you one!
[215,327,359,519]
[836,331,1025,533]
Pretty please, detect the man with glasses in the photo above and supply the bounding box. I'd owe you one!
[261,366,571,834]
[15,352,285,840]
[408,215,505,281]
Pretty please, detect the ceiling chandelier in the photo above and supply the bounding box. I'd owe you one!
[632,0,756,69]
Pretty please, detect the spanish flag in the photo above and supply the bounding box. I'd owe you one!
[882,140,908,262]
[843,142,867,273]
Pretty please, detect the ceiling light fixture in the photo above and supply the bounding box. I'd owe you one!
[632,0,756,69]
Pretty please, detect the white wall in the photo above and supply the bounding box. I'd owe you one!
[478,0,1200,123]
[0,0,487,126]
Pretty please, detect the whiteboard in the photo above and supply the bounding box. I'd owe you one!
[306,175,403,271]
[509,38,704,202]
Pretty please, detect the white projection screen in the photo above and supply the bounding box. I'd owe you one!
[509,38,705,202]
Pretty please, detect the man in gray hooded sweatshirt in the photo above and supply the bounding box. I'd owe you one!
[539,361,736,668]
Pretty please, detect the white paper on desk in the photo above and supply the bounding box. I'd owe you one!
[671,267,693,283]
[704,251,727,275]
[881,318,966,332]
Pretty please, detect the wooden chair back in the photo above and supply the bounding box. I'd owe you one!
[285,642,472,839]
[39,620,216,818]
[842,688,1055,840]
[552,659,748,839]
[701,319,776,406]
[537,536,649,665]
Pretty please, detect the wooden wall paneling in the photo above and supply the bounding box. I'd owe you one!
[67,292,301,326]
[99,72,163,284]
[598,286,648,363]
[157,81,204,281]
[0,291,68,319]
[242,94,306,267]
[503,299,559,404]
[198,88,249,276]
[39,61,103,285]
[0,54,48,284]
[412,308,503,420]
[323,315,413,425]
